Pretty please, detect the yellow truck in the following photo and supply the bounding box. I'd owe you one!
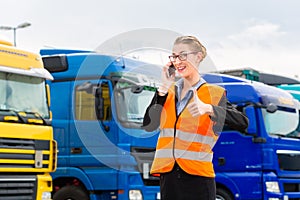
[0,40,57,200]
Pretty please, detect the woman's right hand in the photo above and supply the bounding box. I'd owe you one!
[158,62,176,95]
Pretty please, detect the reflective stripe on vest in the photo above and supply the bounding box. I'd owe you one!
[160,128,215,148]
[150,83,225,177]
[154,148,213,161]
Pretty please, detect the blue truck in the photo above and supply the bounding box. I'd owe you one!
[213,68,300,199]
[204,73,300,200]
[41,49,300,200]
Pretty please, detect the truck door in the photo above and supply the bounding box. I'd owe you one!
[69,79,119,168]
[214,105,264,199]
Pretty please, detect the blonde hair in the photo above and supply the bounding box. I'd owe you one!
[174,36,207,61]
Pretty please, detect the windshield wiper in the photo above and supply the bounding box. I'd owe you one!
[271,131,300,138]
[286,132,300,139]
[0,108,47,125]
[271,133,292,138]
[21,111,47,125]
[0,108,26,123]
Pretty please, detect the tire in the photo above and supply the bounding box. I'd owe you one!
[216,187,234,200]
[53,185,89,200]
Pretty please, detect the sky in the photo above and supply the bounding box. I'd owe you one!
[1,0,300,79]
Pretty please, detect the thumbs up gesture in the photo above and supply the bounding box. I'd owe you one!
[187,89,214,117]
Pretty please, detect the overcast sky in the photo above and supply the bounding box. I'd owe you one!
[1,0,300,78]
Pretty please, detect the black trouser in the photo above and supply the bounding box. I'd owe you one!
[160,163,216,200]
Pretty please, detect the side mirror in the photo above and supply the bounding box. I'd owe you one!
[94,87,104,120]
[46,84,51,108]
[245,106,257,134]
[94,85,110,132]
[46,84,52,120]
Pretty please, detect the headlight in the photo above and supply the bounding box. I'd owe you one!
[266,181,280,193]
[41,191,52,200]
[129,189,143,200]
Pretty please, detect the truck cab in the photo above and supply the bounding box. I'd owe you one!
[0,40,56,200]
[41,49,161,200]
[203,73,300,199]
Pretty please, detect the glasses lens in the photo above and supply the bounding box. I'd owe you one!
[169,55,176,62]
[178,53,187,61]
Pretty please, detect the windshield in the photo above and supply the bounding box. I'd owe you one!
[262,106,300,138]
[0,71,49,118]
[114,82,156,125]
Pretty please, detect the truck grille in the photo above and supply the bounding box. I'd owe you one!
[277,150,300,171]
[284,183,300,192]
[0,138,51,170]
[0,175,36,200]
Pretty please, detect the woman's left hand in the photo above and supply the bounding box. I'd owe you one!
[187,89,213,117]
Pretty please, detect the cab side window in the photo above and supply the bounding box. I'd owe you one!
[75,82,111,121]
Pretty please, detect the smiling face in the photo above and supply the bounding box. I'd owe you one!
[171,43,203,79]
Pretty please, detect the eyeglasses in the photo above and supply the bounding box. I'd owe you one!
[168,51,199,62]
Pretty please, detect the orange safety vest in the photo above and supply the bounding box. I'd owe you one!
[150,83,225,177]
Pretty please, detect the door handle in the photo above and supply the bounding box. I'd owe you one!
[71,147,82,154]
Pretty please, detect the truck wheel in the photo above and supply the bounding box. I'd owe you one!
[216,187,233,200]
[53,185,89,200]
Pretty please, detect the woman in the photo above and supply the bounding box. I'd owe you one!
[143,35,248,200]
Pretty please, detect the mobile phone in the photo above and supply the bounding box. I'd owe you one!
[168,64,176,77]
